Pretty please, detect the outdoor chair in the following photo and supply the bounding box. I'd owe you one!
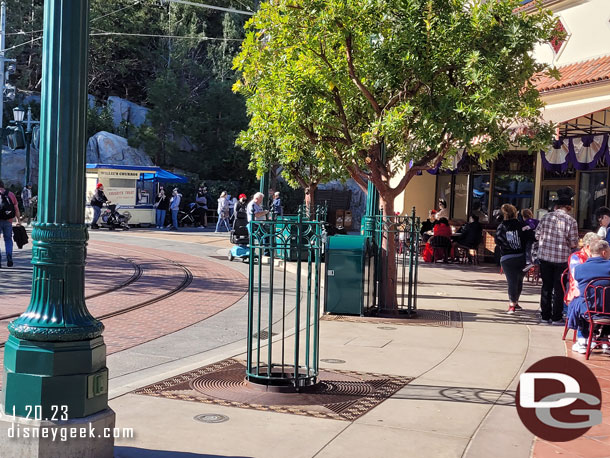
[560,268,576,342]
[582,278,610,360]
[455,245,479,265]
[525,264,540,285]
[430,236,451,263]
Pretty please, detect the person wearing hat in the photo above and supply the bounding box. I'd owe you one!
[535,187,579,325]
[435,199,449,220]
[90,183,109,229]
[234,194,248,222]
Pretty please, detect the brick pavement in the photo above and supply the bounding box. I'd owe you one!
[0,239,247,387]
[532,342,610,458]
[0,248,136,317]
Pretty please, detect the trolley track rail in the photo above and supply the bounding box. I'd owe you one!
[0,247,193,349]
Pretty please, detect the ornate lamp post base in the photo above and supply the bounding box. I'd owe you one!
[3,336,109,419]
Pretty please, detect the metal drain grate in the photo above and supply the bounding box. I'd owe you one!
[135,358,412,422]
[194,413,229,424]
[322,310,463,328]
[321,358,346,364]
[252,331,278,340]
[378,326,397,330]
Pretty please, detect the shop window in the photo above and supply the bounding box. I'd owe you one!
[492,173,534,221]
[136,180,155,206]
[435,175,452,214]
[543,165,576,181]
[541,185,575,215]
[471,174,490,223]
[495,151,535,174]
[578,170,608,230]
[453,175,469,222]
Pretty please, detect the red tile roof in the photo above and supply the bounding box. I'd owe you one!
[534,55,610,93]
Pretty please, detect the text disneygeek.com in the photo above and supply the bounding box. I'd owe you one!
[2,406,133,442]
[8,424,134,442]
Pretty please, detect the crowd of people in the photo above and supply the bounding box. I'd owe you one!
[489,186,610,356]
[421,198,483,263]
[419,186,610,357]
[151,185,283,232]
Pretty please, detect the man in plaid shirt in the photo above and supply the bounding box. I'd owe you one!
[535,187,579,325]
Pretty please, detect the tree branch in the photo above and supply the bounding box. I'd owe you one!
[390,140,453,198]
[332,87,353,144]
[345,34,382,116]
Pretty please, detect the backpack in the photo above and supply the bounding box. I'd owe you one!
[0,191,16,220]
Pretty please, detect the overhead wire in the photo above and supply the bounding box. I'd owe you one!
[91,0,142,23]
[90,31,242,41]
[4,0,250,52]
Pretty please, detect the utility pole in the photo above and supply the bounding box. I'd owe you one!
[0,1,16,181]
[0,2,6,181]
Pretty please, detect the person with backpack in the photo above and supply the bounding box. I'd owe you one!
[0,180,21,267]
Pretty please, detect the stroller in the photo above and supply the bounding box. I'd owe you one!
[100,204,131,231]
[178,203,199,227]
[227,216,251,262]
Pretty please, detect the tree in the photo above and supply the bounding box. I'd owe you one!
[234,0,556,310]
[236,95,347,212]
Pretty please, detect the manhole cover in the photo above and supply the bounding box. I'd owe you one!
[194,414,229,424]
[378,326,397,330]
[252,331,278,340]
[321,358,346,364]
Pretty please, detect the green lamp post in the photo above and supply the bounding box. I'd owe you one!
[3,0,111,427]
[362,141,386,238]
[259,169,269,208]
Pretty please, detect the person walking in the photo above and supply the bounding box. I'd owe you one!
[90,183,109,229]
[215,191,231,232]
[0,180,21,267]
[495,204,531,314]
[195,186,208,228]
[169,188,181,231]
[535,187,579,325]
[154,187,169,229]
[271,191,283,216]
[21,183,33,226]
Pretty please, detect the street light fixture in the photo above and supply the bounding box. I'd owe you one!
[12,105,25,122]
[10,106,39,186]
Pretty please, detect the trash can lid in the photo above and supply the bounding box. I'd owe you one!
[327,234,369,251]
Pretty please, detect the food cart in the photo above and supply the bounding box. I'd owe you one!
[85,164,188,226]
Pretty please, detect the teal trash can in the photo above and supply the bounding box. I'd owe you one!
[274,216,309,261]
[324,235,375,315]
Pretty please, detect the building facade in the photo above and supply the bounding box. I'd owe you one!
[397,0,610,232]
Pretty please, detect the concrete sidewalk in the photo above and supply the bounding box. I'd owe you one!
[101,236,567,458]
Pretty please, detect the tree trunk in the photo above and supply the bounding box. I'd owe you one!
[378,193,398,314]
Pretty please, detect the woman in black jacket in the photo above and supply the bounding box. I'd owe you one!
[495,203,533,314]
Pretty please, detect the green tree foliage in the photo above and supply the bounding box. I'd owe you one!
[4,0,44,91]
[235,0,556,210]
[234,0,556,308]
[4,0,256,186]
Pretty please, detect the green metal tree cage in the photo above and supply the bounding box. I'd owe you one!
[246,208,325,390]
